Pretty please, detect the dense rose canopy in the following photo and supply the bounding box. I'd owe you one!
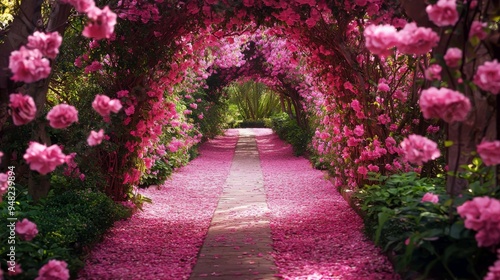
[419,87,471,123]
[9,93,36,125]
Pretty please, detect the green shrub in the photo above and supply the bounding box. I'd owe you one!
[270,113,311,156]
[0,187,131,279]
[355,164,499,279]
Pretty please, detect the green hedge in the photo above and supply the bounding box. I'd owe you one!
[0,187,131,279]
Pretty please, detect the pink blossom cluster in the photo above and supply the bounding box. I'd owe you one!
[426,0,459,27]
[36,260,69,280]
[419,87,471,123]
[485,250,500,280]
[87,129,105,146]
[473,60,500,95]
[477,140,500,166]
[46,104,79,129]
[457,196,500,247]
[8,93,36,126]
[421,192,439,204]
[92,94,122,117]
[15,218,38,241]
[23,142,66,175]
[62,0,117,40]
[400,134,441,165]
[364,22,439,56]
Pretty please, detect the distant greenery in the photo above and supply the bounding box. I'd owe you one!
[226,81,282,122]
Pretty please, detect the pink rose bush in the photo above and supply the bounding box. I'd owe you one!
[36,260,69,280]
[457,197,500,247]
[8,46,51,83]
[0,173,8,200]
[87,129,105,146]
[26,31,62,59]
[426,0,459,27]
[92,94,122,117]
[419,87,471,123]
[23,142,66,175]
[473,60,500,95]
[477,140,500,166]
[9,93,36,125]
[400,134,441,165]
[421,192,439,204]
[46,104,79,129]
[83,6,117,40]
[15,218,38,241]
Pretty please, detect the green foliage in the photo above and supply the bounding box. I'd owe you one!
[356,163,500,279]
[227,81,282,121]
[270,113,311,156]
[139,160,173,188]
[0,186,131,279]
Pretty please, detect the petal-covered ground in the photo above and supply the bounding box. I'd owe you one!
[254,128,397,280]
[78,129,239,280]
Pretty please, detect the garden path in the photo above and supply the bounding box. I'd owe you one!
[79,128,395,280]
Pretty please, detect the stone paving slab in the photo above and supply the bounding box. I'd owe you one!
[190,130,280,280]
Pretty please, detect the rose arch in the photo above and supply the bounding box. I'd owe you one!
[0,0,500,278]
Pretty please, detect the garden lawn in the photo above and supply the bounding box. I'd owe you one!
[254,128,397,280]
[78,129,239,280]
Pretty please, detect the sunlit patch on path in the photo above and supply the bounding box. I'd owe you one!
[254,128,397,280]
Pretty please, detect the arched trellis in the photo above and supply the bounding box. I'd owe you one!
[0,0,498,200]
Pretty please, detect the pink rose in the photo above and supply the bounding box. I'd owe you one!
[189,103,198,109]
[400,134,441,165]
[421,192,439,204]
[353,125,364,136]
[477,140,500,166]
[46,104,78,129]
[16,218,38,241]
[9,46,51,83]
[92,94,122,117]
[377,82,390,92]
[424,64,442,80]
[457,197,500,247]
[27,31,62,59]
[8,263,22,276]
[426,0,459,27]
[36,260,70,280]
[82,6,117,40]
[87,129,105,146]
[419,87,471,123]
[0,173,8,197]
[396,23,440,55]
[469,21,487,40]
[363,24,398,56]
[443,47,462,67]
[198,113,204,119]
[9,93,36,125]
[23,142,66,175]
[485,258,500,280]
[473,59,500,95]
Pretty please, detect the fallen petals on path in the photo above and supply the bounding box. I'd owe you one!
[254,128,397,280]
[78,130,238,280]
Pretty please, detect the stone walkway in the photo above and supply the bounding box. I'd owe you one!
[190,130,279,280]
